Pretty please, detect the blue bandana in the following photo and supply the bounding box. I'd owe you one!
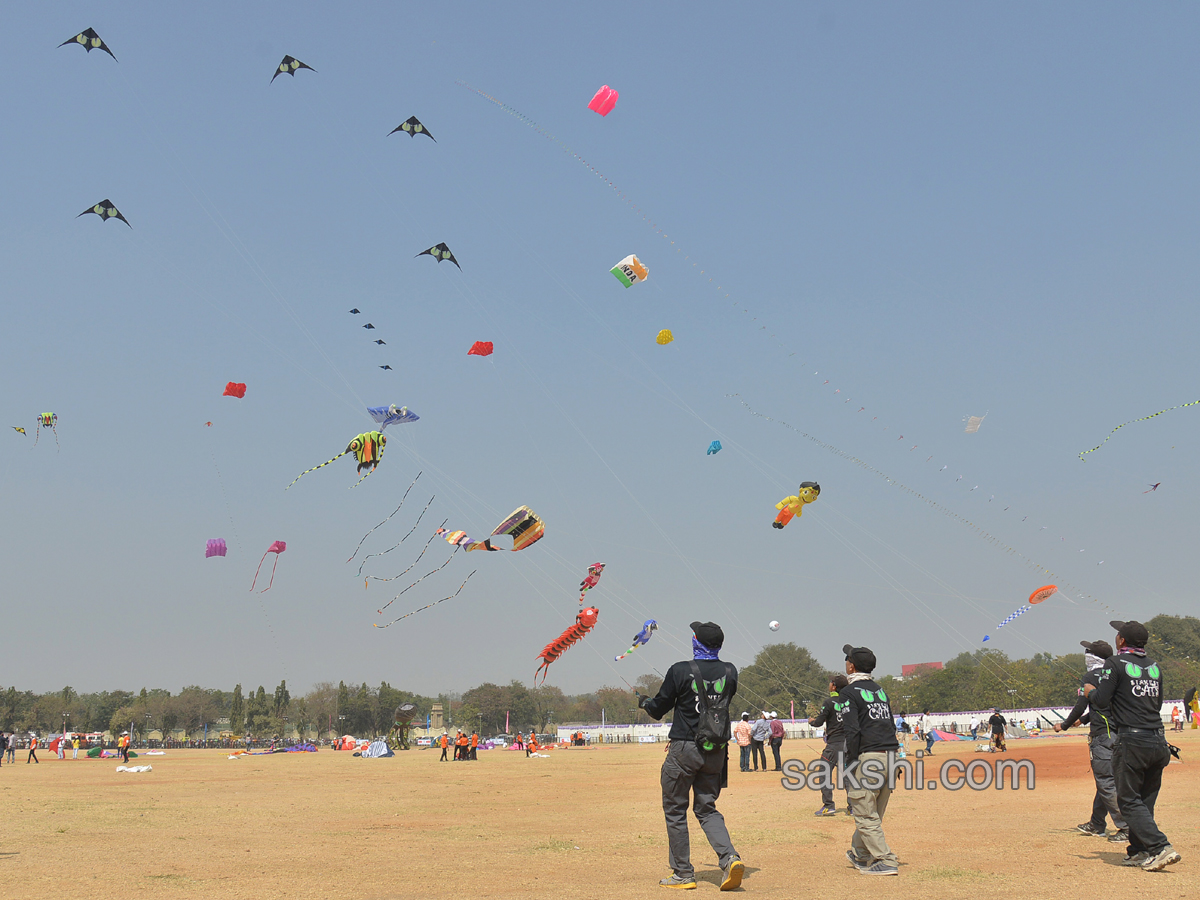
[692,637,720,660]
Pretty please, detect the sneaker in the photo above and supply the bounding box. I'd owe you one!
[1107,829,1129,843]
[659,875,697,890]
[720,859,744,891]
[815,804,837,817]
[859,861,899,876]
[1141,845,1181,872]
[1076,822,1106,836]
[845,807,855,816]
[1121,851,1151,867]
[846,850,869,870]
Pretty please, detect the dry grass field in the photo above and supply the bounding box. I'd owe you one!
[4,730,1197,898]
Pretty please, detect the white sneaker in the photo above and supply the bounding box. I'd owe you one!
[1141,845,1181,872]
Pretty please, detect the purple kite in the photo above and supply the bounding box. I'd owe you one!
[250,541,287,592]
[206,539,227,559]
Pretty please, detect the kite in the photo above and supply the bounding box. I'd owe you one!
[363,323,375,330]
[1145,483,1161,493]
[222,382,246,398]
[389,116,435,142]
[346,473,422,564]
[707,440,722,455]
[272,56,314,82]
[59,28,116,61]
[32,413,59,449]
[78,200,129,227]
[417,242,460,268]
[368,404,419,429]
[380,365,393,370]
[769,620,780,631]
[656,329,674,345]
[206,539,227,559]
[615,619,657,661]
[964,415,986,434]
[12,427,26,436]
[587,85,619,117]
[611,254,648,288]
[250,541,286,592]
[286,431,387,489]
[373,339,386,345]
[466,506,545,552]
[984,585,1057,641]
[373,570,477,628]
[578,563,605,604]
[773,482,820,529]
[536,606,600,684]
[349,308,360,314]
[468,341,493,357]
[1080,398,1200,460]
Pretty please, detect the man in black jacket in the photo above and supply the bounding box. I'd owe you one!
[1055,639,1126,842]
[637,621,744,891]
[840,644,900,876]
[1084,620,1179,871]
[988,709,1007,752]
[810,674,850,817]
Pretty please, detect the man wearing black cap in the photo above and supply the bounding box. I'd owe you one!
[839,644,900,876]
[1055,639,1126,843]
[1083,621,1179,871]
[636,621,745,891]
[810,674,850,817]
[987,708,1007,752]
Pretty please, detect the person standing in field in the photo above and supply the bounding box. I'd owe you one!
[749,712,770,772]
[6,732,14,764]
[439,732,449,761]
[72,735,80,760]
[732,712,752,772]
[988,709,1007,752]
[922,710,936,755]
[810,674,850,817]
[1055,638,1127,843]
[27,734,39,764]
[636,620,744,891]
[768,713,785,771]
[470,731,479,760]
[840,644,900,876]
[969,716,980,741]
[1084,620,1179,871]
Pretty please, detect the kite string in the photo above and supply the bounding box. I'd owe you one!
[347,471,422,563]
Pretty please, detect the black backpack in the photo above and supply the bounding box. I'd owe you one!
[689,661,733,752]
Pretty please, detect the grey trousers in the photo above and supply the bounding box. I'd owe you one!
[660,741,738,878]
[846,751,899,867]
[1087,735,1126,830]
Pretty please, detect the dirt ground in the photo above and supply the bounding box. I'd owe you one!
[4,730,1197,897]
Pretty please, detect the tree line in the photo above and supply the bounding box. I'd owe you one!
[4,615,1195,737]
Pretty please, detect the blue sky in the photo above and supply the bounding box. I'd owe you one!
[4,3,1199,697]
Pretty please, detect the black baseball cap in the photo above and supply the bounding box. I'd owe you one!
[691,621,724,648]
[842,644,877,673]
[1080,639,1114,658]
[1110,620,1149,648]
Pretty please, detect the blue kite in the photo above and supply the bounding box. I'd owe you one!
[368,405,420,430]
[615,619,658,660]
[707,440,722,455]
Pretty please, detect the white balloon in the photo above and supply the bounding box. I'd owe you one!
[768,621,780,631]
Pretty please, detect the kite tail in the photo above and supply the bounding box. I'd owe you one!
[349,464,381,489]
[357,495,435,575]
[346,472,421,563]
[31,427,39,449]
[249,550,270,592]
[260,555,281,592]
[285,450,348,489]
[376,547,458,614]
[52,425,59,451]
[614,645,639,661]
[372,570,476,629]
